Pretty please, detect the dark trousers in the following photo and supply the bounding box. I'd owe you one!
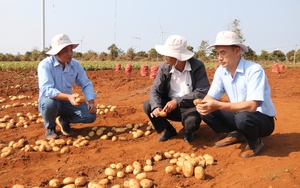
[201,110,275,149]
[143,99,201,134]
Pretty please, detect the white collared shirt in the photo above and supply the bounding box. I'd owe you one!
[168,61,192,99]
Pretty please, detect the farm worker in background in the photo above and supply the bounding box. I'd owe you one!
[37,34,97,140]
[196,31,276,158]
[143,35,210,143]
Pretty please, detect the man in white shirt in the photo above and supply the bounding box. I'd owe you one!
[143,35,210,143]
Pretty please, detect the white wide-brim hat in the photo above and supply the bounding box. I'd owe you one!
[46,34,79,55]
[155,35,194,61]
[207,31,248,52]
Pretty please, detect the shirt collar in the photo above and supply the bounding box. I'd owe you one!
[222,57,245,75]
[170,60,191,73]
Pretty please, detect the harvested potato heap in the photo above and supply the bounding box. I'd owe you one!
[11,151,214,187]
[0,102,118,130]
[0,122,155,159]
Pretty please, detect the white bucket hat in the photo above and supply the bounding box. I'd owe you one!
[46,34,79,55]
[155,35,194,61]
[207,31,248,52]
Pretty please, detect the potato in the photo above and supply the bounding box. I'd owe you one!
[128,179,140,188]
[74,177,87,186]
[203,154,214,166]
[125,165,134,173]
[145,159,152,165]
[158,111,167,117]
[165,166,177,175]
[117,171,125,178]
[12,184,25,188]
[75,97,85,103]
[194,166,205,180]
[60,146,70,154]
[143,165,153,172]
[62,177,75,184]
[98,178,109,185]
[132,161,141,169]
[193,99,202,105]
[49,179,60,187]
[116,162,123,169]
[136,172,147,180]
[164,151,173,159]
[182,161,194,178]
[133,167,142,175]
[153,154,162,161]
[140,179,153,188]
[87,181,103,188]
[133,129,144,138]
[105,167,117,176]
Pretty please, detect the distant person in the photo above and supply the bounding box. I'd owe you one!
[143,35,210,143]
[196,31,276,158]
[38,34,97,140]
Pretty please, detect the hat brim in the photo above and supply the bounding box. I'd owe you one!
[207,43,248,53]
[155,45,194,61]
[46,43,79,55]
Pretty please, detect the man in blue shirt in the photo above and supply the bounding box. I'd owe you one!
[196,31,276,158]
[38,34,97,140]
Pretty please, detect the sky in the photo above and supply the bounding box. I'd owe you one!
[0,0,299,55]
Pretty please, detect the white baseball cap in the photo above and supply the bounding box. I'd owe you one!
[155,35,194,61]
[46,34,79,55]
[207,31,248,52]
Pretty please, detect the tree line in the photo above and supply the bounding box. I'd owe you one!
[0,44,299,63]
[0,19,299,63]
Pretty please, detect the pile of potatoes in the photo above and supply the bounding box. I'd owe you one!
[96,104,117,115]
[0,135,91,158]
[88,122,154,141]
[12,150,214,187]
[163,150,214,180]
[1,122,155,159]
[0,111,43,129]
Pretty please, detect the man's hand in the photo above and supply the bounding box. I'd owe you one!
[162,100,177,113]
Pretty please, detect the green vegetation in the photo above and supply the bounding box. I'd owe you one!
[0,61,299,71]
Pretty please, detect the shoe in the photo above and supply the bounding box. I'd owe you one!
[240,140,265,158]
[183,133,195,143]
[45,129,57,140]
[215,131,244,148]
[56,116,72,136]
[157,130,177,142]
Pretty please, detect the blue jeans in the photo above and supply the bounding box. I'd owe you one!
[38,96,96,129]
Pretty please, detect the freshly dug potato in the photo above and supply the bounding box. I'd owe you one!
[203,154,214,166]
[75,97,85,103]
[136,172,147,180]
[194,166,205,180]
[165,166,177,175]
[182,161,194,178]
[74,177,87,186]
[49,179,60,187]
[140,179,153,188]
[62,177,75,184]
[128,179,140,188]
[158,111,167,117]
[193,99,202,105]
[105,167,117,177]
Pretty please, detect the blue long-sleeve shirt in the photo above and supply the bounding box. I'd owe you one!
[37,56,97,101]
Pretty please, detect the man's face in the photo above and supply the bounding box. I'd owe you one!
[163,56,177,66]
[215,46,240,68]
[56,45,73,64]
